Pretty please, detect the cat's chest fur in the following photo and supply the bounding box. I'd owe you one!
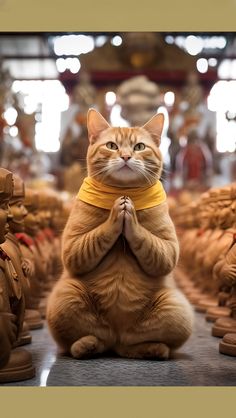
[76,205,166,313]
[87,237,153,309]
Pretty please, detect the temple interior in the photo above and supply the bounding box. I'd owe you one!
[0,32,236,386]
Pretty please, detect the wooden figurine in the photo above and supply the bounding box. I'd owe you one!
[0,167,35,382]
[23,189,49,318]
[194,187,236,313]
[205,187,236,321]
[36,191,54,293]
[1,174,31,344]
[181,192,218,303]
[6,175,43,331]
[18,188,44,312]
[212,236,236,338]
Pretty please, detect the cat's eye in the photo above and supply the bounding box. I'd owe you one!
[134,143,145,151]
[106,141,118,150]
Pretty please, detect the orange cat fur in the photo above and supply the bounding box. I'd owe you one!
[47,109,193,360]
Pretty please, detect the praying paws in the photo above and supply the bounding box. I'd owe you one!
[123,196,139,241]
[108,196,140,240]
[108,196,126,235]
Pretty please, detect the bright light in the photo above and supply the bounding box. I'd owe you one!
[39,354,56,387]
[179,136,188,147]
[56,58,67,73]
[165,35,174,44]
[67,57,81,74]
[217,59,236,79]
[196,58,208,73]
[164,91,175,107]
[12,80,69,152]
[54,35,95,56]
[231,60,236,79]
[217,36,227,49]
[216,112,236,152]
[208,80,236,152]
[24,95,38,114]
[208,58,217,67]
[110,104,129,126]
[56,57,81,73]
[173,35,227,52]
[9,126,18,137]
[105,91,116,106]
[40,369,51,387]
[12,80,22,93]
[95,36,107,47]
[174,36,186,49]
[208,81,229,111]
[4,107,18,125]
[185,35,203,56]
[204,36,227,49]
[35,81,69,152]
[218,59,231,79]
[111,36,122,46]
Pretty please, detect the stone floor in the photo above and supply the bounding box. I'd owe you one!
[1,310,236,386]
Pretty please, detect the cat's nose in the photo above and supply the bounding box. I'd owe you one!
[121,155,131,162]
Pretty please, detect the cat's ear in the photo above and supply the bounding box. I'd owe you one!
[87,108,110,143]
[142,113,164,146]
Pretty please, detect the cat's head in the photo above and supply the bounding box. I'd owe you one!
[86,108,164,187]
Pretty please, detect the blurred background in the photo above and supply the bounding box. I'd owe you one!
[1,32,236,386]
[0,31,236,196]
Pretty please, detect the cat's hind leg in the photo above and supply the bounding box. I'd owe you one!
[115,341,170,360]
[46,277,115,358]
[115,288,193,360]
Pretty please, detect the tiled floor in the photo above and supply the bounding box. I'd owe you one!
[1,311,236,386]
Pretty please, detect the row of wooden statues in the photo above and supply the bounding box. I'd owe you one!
[0,167,69,382]
[171,184,236,356]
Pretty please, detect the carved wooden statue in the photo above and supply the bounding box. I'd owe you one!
[0,167,35,382]
[194,188,236,313]
[5,175,43,331]
[23,189,49,318]
[211,234,236,356]
[18,188,44,312]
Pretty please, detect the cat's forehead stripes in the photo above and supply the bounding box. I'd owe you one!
[109,127,146,146]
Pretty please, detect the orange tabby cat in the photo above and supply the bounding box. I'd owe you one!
[47,109,193,360]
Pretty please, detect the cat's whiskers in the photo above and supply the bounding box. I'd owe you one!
[144,161,163,180]
[144,161,161,170]
[130,160,157,185]
[144,166,159,180]
[91,161,121,183]
[130,164,153,186]
[90,165,111,179]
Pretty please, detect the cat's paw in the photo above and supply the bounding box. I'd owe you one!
[147,343,170,360]
[108,196,126,235]
[123,197,139,240]
[70,335,104,359]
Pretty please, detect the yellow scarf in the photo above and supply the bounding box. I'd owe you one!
[77,177,166,211]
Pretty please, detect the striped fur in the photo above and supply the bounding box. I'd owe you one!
[47,110,193,359]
